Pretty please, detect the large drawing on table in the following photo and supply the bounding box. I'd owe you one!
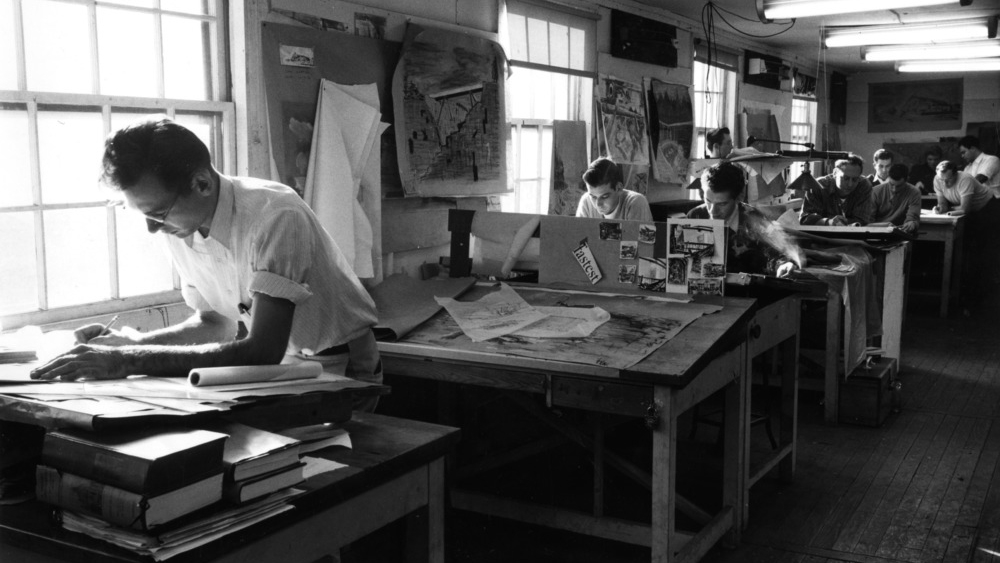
[392,24,508,197]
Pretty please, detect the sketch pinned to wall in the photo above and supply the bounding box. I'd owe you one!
[550,120,589,216]
[595,76,649,165]
[393,23,508,197]
[665,218,726,296]
[868,78,963,133]
[622,163,649,195]
[646,78,693,185]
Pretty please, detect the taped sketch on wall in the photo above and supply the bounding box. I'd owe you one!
[393,24,508,197]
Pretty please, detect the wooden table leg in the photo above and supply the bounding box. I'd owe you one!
[824,290,841,423]
[651,386,675,563]
[941,232,953,318]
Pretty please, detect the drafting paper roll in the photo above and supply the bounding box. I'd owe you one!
[188,361,323,387]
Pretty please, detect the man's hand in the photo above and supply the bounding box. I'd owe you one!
[74,323,138,346]
[899,221,918,234]
[829,215,849,226]
[775,261,797,278]
[29,345,131,381]
[932,206,945,215]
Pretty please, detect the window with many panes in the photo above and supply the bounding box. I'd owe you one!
[691,53,738,161]
[0,0,233,329]
[788,96,818,183]
[502,0,596,214]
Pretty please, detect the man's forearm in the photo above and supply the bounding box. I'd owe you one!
[118,338,273,378]
[131,313,235,346]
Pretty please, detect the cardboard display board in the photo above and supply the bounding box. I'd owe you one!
[538,215,668,291]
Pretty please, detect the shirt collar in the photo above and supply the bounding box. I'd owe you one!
[206,175,235,250]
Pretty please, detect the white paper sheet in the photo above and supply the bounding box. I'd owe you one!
[303,80,384,278]
[512,306,610,338]
[435,283,548,342]
[188,361,323,386]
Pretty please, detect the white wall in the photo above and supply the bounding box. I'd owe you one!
[844,71,1000,167]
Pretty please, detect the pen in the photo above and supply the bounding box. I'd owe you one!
[100,314,121,336]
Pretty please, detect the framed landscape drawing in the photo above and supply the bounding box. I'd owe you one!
[868,78,962,133]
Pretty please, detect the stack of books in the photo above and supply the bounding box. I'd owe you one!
[205,420,305,504]
[36,426,228,531]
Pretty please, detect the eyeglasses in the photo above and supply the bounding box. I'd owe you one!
[142,190,181,225]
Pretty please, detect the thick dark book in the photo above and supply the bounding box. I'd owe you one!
[41,427,228,496]
[203,420,301,482]
[223,462,305,504]
[36,465,223,530]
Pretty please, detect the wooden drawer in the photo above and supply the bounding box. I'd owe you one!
[748,296,799,358]
[551,377,651,416]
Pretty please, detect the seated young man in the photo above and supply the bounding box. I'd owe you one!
[799,154,874,226]
[870,163,921,234]
[576,156,653,221]
[687,162,801,277]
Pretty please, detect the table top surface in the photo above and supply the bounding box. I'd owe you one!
[0,412,460,563]
[379,284,756,387]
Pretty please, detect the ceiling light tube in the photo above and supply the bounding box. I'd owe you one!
[758,0,970,22]
[864,40,1000,61]
[824,17,997,48]
[896,58,1000,72]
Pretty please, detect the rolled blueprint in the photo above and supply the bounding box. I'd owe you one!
[188,361,323,387]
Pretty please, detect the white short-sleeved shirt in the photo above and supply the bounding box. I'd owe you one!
[964,152,1000,187]
[576,189,653,221]
[934,171,993,213]
[165,175,377,355]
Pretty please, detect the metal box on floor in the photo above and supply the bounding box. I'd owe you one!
[838,357,898,427]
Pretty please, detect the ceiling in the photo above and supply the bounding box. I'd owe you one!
[636,0,1000,74]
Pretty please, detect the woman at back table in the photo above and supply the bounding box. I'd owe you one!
[575,157,653,222]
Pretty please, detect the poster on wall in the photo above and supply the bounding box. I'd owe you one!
[665,218,726,296]
[595,76,650,166]
[392,24,508,197]
[550,121,589,216]
[868,78,963,133]
[645,78,693,185]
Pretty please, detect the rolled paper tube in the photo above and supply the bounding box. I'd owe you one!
[188,361,323,387]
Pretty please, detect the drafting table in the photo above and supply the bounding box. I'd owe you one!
[379,283,780,563]
[0,413,459,563]
[914,211,965,318]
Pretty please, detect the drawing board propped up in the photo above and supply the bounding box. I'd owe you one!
[665,218,727,296]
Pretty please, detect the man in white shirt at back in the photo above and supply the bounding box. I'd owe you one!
[959,135,1000,196]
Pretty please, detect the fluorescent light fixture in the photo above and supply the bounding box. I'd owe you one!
[824,17,997,48]
[897,58,1000,71]
[757,0,970,22]
[863,40,1000,61]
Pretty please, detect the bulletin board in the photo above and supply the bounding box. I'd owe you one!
[539,215,666,292]
[538,215,726,295]
[260,22,402,195]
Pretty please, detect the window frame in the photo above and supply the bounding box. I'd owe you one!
[0,0,234,330]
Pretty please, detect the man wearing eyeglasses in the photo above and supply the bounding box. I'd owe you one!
[30,117,381,411]
[799,154,874,227]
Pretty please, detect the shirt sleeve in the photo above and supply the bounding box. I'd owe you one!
[246,207,316,304]
[983,157,1000,184]
[575,194,592,217]
[627,193,654,222]
[904,188,921,225]
[847,182,874,225]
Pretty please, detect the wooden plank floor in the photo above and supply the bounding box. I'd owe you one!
[433,292,1000,563]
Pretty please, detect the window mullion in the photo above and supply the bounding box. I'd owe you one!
[12,0,26,90]
[101,105,120,299]
[26,101,46,310]
[88,0,99,95]
[534,125,544,214]
[514,122,523,211]
[155,4,165,97]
